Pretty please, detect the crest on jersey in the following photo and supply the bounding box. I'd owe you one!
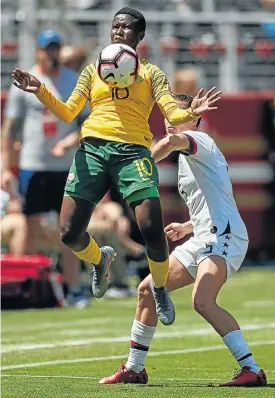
[67,173,75,182]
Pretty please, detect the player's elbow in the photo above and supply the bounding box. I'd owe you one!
[161,139,175,155]
[166,116,178,127]
[166,114,185,127]
[61,113,75,123]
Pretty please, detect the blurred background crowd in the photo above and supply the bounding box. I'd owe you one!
[1,0,275,309]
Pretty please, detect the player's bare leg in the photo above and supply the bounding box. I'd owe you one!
[136,254,194,325]
[61,244,80,290]
[99,254,194,384]
[23,215,44,254]
[60,196,116,298]
[0,212,26,255]
[192,256,266,387]
[61,244,90,308]
[130,197,175,326]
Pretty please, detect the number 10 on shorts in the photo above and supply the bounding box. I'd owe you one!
[134,158,153,181]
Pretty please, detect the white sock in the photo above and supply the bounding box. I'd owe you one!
[126,319,156,373]
[223,330,261,374]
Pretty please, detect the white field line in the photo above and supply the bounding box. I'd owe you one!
[2,311,272,335]
[2,340,275,371]
[1,325,198,344]
[1,317,128,334]
[0,314,202,335]
[1,328,108,343]
[1,317,270,344]
[243,300,275,308]
[2,322,275,354]
[1,315,200,337]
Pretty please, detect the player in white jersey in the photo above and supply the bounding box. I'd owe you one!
[99,94,267,387]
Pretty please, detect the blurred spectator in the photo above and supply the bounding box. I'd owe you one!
[1,30,87,308]
[59,44,92,126]
[173,68,210,133]
[173,68,199,96]
[109,186,150,284]
[88,199,145,298]
[60,45,88,73]
[1,182,26,255]
[1,194,58,257]
[261,0,275,11]
[262,21,275,41]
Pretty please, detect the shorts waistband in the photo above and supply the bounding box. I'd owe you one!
[80,137,106,144]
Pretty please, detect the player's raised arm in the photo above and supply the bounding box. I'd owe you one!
[11,66,93,123]
[151,133,190,163]
[150,66,221,125]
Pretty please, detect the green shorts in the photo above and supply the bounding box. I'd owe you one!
[64,139,160,204]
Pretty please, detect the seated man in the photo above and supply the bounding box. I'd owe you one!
[88,200,145,298]
[99,94,266,387]
[1,189,26,255]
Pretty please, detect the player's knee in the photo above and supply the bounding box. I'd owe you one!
[138,218,153,240]
[60,226,80,249]
[137,279,153,306]
[192,294,215,317]
[140,222,166,248]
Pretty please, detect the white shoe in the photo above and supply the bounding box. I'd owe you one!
[149,277,175,326]
[91,246,116,298]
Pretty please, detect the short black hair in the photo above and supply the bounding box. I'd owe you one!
[114,7,146,33]
[174,94,201,128]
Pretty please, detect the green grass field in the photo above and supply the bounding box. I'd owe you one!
[1,268,275,397]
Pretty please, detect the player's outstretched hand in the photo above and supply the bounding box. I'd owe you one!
[164,222,188,241]
[11,68,41,93]
[51,143,66,158]
[191,87,222,116]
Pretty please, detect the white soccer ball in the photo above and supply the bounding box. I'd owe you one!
[96,43,140,89]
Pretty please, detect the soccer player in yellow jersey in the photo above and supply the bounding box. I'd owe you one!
[11,7,221,325]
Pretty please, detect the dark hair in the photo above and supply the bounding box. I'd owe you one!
[174,94,201,128]
[114,7,146,33]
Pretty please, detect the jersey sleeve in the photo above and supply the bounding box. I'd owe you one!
[149,65,199,125]
[180,131,213,159]
[35,65,94,123]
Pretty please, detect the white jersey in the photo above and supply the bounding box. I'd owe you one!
[178,130,248,240]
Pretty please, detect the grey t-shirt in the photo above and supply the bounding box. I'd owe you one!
[5,66,80,171]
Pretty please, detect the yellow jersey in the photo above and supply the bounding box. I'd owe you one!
[36,59,198,149]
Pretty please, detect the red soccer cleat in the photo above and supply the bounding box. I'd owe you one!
[99,363,148,384]
[220,366,267,387]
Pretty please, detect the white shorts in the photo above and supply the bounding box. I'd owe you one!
[172,233,248,280]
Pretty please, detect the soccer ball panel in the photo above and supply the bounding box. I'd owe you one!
[116,52,137,74]
[96,43,139,89]
[100,43,122,60]
[100,43,135,61]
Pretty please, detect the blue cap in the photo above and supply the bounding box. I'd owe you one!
[36,30,62,49]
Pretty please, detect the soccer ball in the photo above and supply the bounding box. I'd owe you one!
[96,43,140,89]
